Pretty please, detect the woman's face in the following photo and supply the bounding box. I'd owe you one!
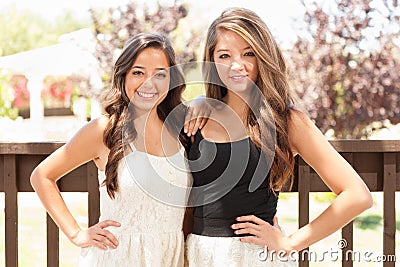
[125,47,170,113]
[213,29,258,93]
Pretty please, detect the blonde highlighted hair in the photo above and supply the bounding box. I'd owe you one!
[203,7,295,191]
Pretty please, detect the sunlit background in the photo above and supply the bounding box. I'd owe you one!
[0,0,399,266]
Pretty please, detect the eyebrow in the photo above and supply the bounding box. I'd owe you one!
[131,66,168,71]
[215,46,252,53]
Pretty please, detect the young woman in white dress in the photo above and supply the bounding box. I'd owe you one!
[31,32,202,267]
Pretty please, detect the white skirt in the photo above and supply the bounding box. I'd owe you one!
[185,233,297,267]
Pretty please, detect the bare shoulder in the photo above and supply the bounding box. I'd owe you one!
[287,109,315,130]
[89,114,110,130]
[72,115,109,139]
[65,115,110,156]
[287,109,325,155]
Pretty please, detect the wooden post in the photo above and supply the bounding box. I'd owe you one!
[383,153,396,267]
[4,155,18,267]
[298,157,310,267]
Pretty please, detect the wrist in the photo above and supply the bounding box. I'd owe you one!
[286,235,299,253]
[68,227,82,241]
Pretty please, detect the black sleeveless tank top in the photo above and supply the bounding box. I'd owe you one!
[187,131,278,237]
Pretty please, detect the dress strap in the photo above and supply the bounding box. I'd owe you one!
[128,142,137,152]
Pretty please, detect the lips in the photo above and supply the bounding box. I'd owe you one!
[136,91,158,100]
[229,74,247,82]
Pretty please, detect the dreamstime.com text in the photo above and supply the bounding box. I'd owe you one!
[258,239,397,263]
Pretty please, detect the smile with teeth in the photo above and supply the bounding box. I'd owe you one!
[230,75,246,82]
[137,91,158,99]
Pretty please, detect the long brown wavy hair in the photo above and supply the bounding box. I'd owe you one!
[102,33,187,198]
[203,7,296,191]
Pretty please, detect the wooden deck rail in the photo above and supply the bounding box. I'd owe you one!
[1,140,399,266]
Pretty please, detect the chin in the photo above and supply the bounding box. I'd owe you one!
[228,84,250,93]
[132,101,158,112]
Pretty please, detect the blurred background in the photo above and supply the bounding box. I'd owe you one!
[0,0,399,266]
[0,0,399,141]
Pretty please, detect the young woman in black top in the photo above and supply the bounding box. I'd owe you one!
[184,7,372,266]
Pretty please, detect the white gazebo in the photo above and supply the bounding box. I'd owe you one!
[0,28,103,125]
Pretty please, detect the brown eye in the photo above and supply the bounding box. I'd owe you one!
[132,70,144,75]
[244,51,255,57]
[154,72,167,79]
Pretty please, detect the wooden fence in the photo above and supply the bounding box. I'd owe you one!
[1,140,399,266]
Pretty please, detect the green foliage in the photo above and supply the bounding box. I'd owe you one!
[0,5,89,56]
[183,84,205,102]
[0,70,18,119]
[89,1,202,90]
[182,66,206,101]
[312,192,337,203]
[278,192,291,201]
[354,214,382,230]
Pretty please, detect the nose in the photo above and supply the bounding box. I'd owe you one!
[231,60,244,71]
[141,77,154,90]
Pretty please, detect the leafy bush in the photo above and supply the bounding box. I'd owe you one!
[354,214,382,230]
[0,70,18,119]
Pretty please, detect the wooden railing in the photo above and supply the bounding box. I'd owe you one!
[1,140,399,266]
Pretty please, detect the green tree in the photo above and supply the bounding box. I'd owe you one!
[286,0,400,138]
[0,71,18,119]
[89,1,202,92]
[0,6,89,56]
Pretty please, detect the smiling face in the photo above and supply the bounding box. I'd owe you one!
[125,47,170,113]
[213,29,259,94]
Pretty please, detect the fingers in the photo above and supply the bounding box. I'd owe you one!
[184,96,212,136]
[231,222,262,236]
[199,118,207,130]
[239,236,265,247]
[88,220,121,250]
[200,109,211,129]
[236,215,267,225]
[231,222,261,231]
[231,215,273,237]
[192,117,203,135]
[233,227,260,236]
[184,108,194,134]
[91,239,108,250]
[97,220,121,228]
[184,107,201,137]
[184,114,201,137]
[98,227,119,248]
[92,228,118,250]
[184,110,209,137]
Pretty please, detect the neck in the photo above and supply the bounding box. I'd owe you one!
[133,108,160,128]
[224,91,249,122]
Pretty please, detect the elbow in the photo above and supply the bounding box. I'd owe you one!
[357,189,373,212]
[364,193,374,210]
[30,167,40,191]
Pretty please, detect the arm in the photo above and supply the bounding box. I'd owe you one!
[284,110,372,251]
[284,110,372,250]
[232,110,372,252]
[30,116,120,250]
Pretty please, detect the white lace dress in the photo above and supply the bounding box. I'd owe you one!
[78,144,191,267]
